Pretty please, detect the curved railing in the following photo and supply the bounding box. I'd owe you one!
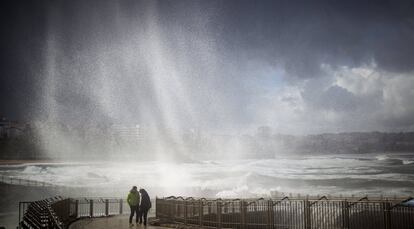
[1,175,59,187]
[19,197,67,229]
[18,197,129,229]
[18,195,414,228]
[155,196,414,229]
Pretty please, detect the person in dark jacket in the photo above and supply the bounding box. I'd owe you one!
[138,188,151,226]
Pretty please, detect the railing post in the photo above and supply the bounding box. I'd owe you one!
[342,200,349,229]
[66,199,71,219]
[199,199,203,227]
[155,198,158,219]
[171,200,175,222]
[176,200,180,221]
[191,200,194,217]
[304,200,311,229]
[75,200,79,218]
[119,199,123,214]
[267,200,273,229]
[383,202,391,229]
[241,200,247,229]
[18,202,21,229]
[184,199,188,226]
[105,199,109,216]
[89,199,94,217]
[217,201,222,229]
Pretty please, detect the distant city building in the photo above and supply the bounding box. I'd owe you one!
[111,124,142,143]
[257,126,272,139]
[0,117,27,139]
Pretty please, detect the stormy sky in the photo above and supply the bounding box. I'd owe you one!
[1,0,414,134]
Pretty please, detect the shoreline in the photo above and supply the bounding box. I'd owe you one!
[0,159,57,166]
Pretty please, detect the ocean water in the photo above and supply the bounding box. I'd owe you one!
[1,153,414,198]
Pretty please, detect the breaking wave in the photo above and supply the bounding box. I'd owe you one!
[1,153,413,197]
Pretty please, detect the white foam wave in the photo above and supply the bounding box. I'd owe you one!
[376,155,389,161]
[215,185,281,198]
[402,160,414,165]
[1,154,413,197]
[22,166,45,174]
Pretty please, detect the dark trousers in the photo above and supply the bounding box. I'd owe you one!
[138,208,149,225]
[129,205,139,224]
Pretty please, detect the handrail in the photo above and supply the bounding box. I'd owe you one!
[0,175,59,187]
[19,197,128,229]
[390,196,413,209]
[18,195,414,229]
[19,197,65,229]
[156,196,414,228]
[246,197,265,206]
[310,195,328,206]
[349,196,369,207]
[272,196,290,206]
[47,204,63,229]
[157,195,411,202]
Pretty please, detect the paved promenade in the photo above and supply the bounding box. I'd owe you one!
[69,215,170,229]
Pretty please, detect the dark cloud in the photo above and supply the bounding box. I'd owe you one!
[1,0,414,133]
[303,85,358,112]
[213,0,414,78]
[0,0,47,120]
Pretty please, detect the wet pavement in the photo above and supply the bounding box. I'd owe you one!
[69,215,170,229]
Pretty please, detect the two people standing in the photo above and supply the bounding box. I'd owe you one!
[127,186,152,227]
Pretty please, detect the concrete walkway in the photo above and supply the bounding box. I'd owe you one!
[69,215,170,229]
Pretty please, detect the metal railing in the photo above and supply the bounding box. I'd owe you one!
[1,175,58,187]
[18,197,130,229]
[155,196,414,229]
[70,198,128,218]
[19,197,65,229]
[18,196,160,228]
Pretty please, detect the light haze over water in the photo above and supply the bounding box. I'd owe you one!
[1,153,413,198]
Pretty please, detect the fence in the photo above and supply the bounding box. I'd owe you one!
[18,196,162,228]
[1,175,57,187]
[18,197,131,229]
[155,196,414,229]
[19,197,66,229]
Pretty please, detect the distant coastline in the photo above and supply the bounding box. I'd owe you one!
[1,130,414,161]
[0,160,57,165]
